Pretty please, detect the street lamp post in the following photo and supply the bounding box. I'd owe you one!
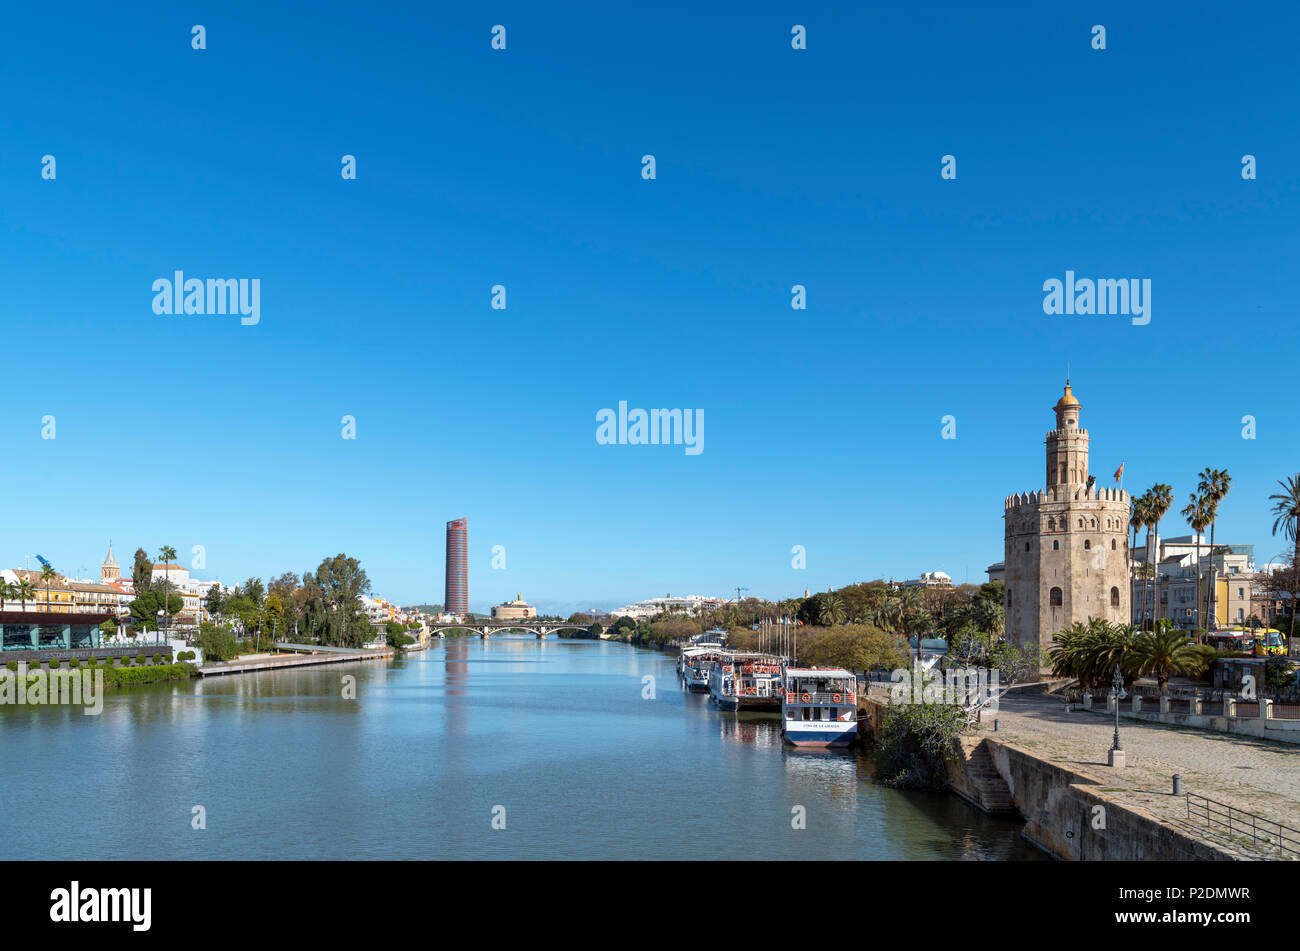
[1108,665,1128,768]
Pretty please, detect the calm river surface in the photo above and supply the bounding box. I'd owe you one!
[1,637,1043,860]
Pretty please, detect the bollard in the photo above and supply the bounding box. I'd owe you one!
[993,718,1000,732]
[1173,774,1183,796]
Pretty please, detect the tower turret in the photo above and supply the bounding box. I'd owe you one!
[1046,380,1088,488]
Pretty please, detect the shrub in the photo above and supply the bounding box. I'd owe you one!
[69,658,80,668]
[49,658,61,669]
[153,654,163,665]
[136,654,146,665]
[5,661,16,672]
[875,702,968,789]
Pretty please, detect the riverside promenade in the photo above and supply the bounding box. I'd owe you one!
[198,643,392,677]
[988,693,1300,857]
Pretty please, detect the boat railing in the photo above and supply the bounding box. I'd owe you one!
[783,689,856,704]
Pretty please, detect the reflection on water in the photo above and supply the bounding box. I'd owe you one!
[0,636,1043,860]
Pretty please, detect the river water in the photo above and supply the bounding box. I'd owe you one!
[0,636,1043,860]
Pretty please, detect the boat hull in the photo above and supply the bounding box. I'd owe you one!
[782,726,857,747]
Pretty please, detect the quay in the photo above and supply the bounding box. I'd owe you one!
[198,643,392,677]
[858,687,1300,860]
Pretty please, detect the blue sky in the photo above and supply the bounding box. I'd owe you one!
[3,1,1298,612]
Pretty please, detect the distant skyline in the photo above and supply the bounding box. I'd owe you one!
[4,2,1299,609]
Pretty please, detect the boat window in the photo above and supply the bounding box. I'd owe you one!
[786,708,795,720]
[801,707,811,721]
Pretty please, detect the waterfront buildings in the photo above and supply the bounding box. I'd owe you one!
[1130,535,1255,629]
[445,518,468,616]
[891,571,954,589]
[612,593,726,620]
[1003,382,1131,654]
[491,593,537,620]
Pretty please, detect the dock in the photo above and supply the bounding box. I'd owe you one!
[197,643,392,677]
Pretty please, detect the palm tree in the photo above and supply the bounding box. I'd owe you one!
[1048,619,1138,692]
[818,592,846,626]
[1181,493,1212,634]
[158,545,177,631]
[1145,483,1174,628]
[1129,627,1215,696]
[1198,468,1232,630]
[1130,493,1151,626]
[1268,474,1300,651]
[0,578,12,613]
[39,564,58,612]
[15,579,35,612]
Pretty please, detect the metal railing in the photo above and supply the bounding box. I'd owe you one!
[782,690,856,704]
[1185,793,1300,857]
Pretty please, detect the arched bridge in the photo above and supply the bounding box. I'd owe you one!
[426,619,596,639]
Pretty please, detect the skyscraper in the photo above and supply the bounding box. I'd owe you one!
[445,518,468,615]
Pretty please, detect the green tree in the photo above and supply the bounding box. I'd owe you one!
[157,546,177,627]
[128,589,183,630]
[0,578,14,613]
[14,578,35,612]
[39,563,58,610]
[803,624,906,676]
[132,548,152,592]
[205,583,224,620]
[1180,493,1212,634]
[1269,474,1300,651]
[1130,492,1151,626]
[1144,484,1174,625]
[1198,468,1232,630]
[196,622,238,661]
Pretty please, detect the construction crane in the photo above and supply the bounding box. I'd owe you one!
[733,586,749,603]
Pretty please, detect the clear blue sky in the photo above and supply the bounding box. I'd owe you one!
[3,1,1297,612]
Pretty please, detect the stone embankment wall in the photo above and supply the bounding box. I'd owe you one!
[949,736,1237,860]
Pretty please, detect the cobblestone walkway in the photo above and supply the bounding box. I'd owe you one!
[984,694,1300,858]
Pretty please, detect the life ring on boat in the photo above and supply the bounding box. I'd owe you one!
[832,693,841,703]
[801,693,811,703]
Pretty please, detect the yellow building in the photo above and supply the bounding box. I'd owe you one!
[491,593,537,620]
[8,569,76,613]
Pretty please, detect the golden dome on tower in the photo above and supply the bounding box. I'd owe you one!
[1053,381,1080,411]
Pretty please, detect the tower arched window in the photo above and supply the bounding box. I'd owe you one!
[1025,542,1030,552]
[1053,540,1059,550]
[1110,587,1120,607]
[1111,539,1117,550]
[1084,540,1091,550]
[1050,587,1063,607]
[1048,518,1055,531]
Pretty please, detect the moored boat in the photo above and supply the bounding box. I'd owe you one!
[680,647,726,691]
[709,652,783,711]
[779,666,858,746]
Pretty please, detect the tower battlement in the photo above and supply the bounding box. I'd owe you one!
[1004,485,1129,511]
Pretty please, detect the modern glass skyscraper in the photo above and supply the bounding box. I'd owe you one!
[445,518,468,615]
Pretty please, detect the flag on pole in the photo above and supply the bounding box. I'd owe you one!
[1113,462,1124,482]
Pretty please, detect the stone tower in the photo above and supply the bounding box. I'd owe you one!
[1004,382,1131,657]
[101,542,120,582]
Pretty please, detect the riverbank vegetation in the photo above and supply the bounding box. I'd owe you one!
[874,702,968,789]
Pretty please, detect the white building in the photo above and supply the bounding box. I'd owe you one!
[612,594,727,620]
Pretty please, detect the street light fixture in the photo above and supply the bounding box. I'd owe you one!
[1108,665,1128,768]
